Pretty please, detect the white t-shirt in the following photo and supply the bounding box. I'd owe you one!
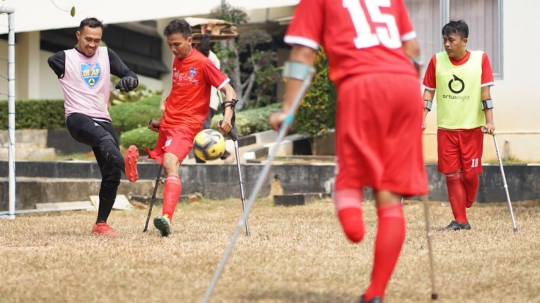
[208,50,224,111]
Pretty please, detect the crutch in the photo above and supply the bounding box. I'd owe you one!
[202,62,316,303]
[219,115,250,236]
[422,195,438,300]
[484,128,518,232]
[143,165,163,232]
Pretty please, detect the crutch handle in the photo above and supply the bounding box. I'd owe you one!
[218,113,239,141]
[482,127,495,135]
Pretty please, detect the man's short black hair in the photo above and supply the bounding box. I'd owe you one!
[79,18,104,31]
[164,19,192,38]
[442,20,469,39]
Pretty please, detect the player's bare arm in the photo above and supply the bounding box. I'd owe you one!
[218,83,236,133]
[481,86,495,134]
[269,45,315,131]
[421,89,435,131]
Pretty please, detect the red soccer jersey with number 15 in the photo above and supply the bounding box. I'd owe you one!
[285,0,417,85]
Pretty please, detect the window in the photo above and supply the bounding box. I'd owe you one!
[406,0,502,77]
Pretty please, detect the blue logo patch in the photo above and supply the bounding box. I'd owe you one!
[80,62,102,88]
[189,67,198,78]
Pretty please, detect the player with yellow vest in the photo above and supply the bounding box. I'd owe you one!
[422,20,495,231]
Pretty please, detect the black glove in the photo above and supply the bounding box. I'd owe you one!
[115,76,138,92]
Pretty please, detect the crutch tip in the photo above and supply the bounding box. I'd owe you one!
[513,228,518,233]
[431,293,438,300]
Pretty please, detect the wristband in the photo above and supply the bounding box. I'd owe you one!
[481,99,494,110]
[424,100,433,111]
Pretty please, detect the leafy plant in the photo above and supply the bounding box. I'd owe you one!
[210,103,281,137]
[119,126,158,152]
[109,75,162,105]
[109,95,162,133]
[0,99,66,129]
[210,3,280,110]
[292,49,336,154]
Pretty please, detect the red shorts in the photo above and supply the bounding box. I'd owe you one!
[147,127,195,165]
[437,127,484,174]
[334,73,428,197]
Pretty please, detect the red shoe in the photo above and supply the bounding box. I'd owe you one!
[125,145,139,182]
[92,222,119,236]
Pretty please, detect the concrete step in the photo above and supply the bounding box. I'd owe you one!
[0,147,56,160]
[274,193,330,206]
[0,177,163,212]
[0,130,49,149]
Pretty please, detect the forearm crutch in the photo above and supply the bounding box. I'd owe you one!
[422,195,438,300]
[202,62,315,303]
[220,109,250,236]
[485,129,518,232]
[143,165,163,232]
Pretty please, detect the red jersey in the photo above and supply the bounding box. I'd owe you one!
[161,48,229,132]
[422,51,494,90]
[285,0,418,85]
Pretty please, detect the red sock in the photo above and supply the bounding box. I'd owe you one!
[364,204,405,301]
[162,175,182,222]
[462,173,479,208]
[446,173,467,223]
[334,189,365,243]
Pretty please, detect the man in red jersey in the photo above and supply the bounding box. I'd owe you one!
[147,19,237,237]
[422,20,495,231]
[269,1,428,302]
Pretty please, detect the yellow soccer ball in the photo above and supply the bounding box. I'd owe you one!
[193,129,226,161]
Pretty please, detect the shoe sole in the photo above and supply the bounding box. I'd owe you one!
[154,216,171,237]
[125,145,139,182]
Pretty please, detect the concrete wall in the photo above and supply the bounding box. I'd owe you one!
[1,161,539,207]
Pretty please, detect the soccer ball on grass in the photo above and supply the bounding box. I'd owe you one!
[193,129,226,161]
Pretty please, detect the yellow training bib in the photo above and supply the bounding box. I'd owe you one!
[435,51,484,129]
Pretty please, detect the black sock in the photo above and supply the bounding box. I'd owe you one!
[95,181,118,223]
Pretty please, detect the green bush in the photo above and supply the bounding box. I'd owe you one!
[109,95,162,133]
[210,103,281,137]
[121,102,282,150]
[0,99,66,129]
[292,49,336,138]
[119,126,158,152]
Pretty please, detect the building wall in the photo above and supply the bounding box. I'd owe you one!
[6,2,540,163]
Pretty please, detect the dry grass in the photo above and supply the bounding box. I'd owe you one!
[1,198,540,303]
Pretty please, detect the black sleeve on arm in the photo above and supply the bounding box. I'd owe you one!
[47,51,66,78]
[107,48,138,79]
[200,30,212,58]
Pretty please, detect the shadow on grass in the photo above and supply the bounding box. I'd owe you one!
[238,289,354,303]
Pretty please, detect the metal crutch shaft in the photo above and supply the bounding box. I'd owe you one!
[143,165,163,232]
[492,133,518,232]
[233,140,250,236]
[422,195,438,300]
[219,118,250,236]
[201,68,315,303]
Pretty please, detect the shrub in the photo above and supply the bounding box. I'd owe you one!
[210,103,281,137]
[109,95,162,133]
[121,103,282,150]
[0,99,66,129]
[119,126,158,152]
[292,49,336,138]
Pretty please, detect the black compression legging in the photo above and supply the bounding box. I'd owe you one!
[66,113,124,223]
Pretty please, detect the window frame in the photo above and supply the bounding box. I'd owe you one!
[439,0,504,78]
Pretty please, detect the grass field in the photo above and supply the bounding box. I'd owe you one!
[1,198,539,303]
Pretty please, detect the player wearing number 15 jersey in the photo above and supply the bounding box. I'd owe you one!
[269,0,428,302]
